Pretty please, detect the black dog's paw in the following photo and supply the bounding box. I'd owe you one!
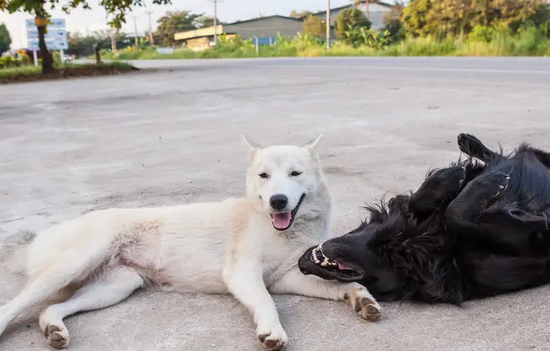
[409,165,466,217]
[429,166,467,194]
[457,133,483,158]
[482,172,510,198]
[439,165,466,187]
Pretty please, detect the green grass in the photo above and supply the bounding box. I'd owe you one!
[61,62,135,70]
[0,65,41,79]
[104,28,550,61]
[0,62,136,83]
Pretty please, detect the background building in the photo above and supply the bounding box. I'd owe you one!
[174,15,303,50]
[311,0,393,30]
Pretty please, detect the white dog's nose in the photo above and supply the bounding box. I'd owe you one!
[270,194,288,211]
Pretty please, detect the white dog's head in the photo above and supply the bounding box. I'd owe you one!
[242,135,328,232]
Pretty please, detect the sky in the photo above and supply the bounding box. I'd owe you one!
[0,0,353,49]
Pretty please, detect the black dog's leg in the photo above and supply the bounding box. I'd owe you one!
[445,171,510,233]
[457,133,502,163]
[527,146,550,169]
[408,166,466,218]
[446,172,550,254]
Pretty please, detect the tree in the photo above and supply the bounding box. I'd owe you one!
[0,0,169,74]
[402,0,550,38]
[155,11,216,47]
[302,15,326,37]
[352,0,370,20]
[0,23,11,54]
[382,3,406,43]
[334,8,371,39]
[290,10,312,18]
[196,15,217,28]
[67,31,132,58]
[401,0,434,37]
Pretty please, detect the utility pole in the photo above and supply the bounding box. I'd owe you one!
[133,16,139,48]
[146,9,154,45]
[208,0,221,46]
[111,29,117,53]
[326,0,331,49]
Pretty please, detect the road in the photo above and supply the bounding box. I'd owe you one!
[1,57,550,351]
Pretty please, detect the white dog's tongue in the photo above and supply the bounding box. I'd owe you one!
[272,212,291,230]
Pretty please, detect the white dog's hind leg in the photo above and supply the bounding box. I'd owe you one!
[39,266,143,349]
[224,261,288,351]
[270,268,382,321]
[0,269,85,337]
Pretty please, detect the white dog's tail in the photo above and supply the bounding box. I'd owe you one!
[0,230,36,275]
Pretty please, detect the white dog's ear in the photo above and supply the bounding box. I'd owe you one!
[240,135,262,161]
[303,134,323,150]
[240,135,262,150]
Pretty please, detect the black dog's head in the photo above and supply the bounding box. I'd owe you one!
[300,194,430,296]
[298,218,387,282]
[299,164,469,303]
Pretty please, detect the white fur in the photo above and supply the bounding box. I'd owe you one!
[0,136,381,350]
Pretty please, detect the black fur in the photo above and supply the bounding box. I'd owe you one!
[298,133,550,304]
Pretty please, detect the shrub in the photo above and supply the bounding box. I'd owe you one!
[383,19,406,44]
[302,14,326,37]
[469,25,494,43]
[0,56,14,67]
[20,54,31,65]
[334,8,371,39]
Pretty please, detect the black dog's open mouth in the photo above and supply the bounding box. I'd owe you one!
[308,244,364,280]
[270,194,306,231]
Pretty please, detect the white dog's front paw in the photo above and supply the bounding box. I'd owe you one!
[344,285,382,322]
[257,323,288,351]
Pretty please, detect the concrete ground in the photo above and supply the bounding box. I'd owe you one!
[1,57,550,351]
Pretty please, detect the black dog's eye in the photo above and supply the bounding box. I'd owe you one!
[290,171,302,177]
[259,173,269,179]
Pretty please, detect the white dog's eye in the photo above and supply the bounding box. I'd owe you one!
[290,171,302,177]
[259,172,269,179]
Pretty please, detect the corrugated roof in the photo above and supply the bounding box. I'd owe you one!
[311,0,394,17]
[225,15,304,26]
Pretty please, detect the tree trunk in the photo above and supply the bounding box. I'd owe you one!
[95,45,102,65]
[36,16,54,74]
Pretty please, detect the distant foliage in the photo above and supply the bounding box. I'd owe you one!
[334,8,372,39]
[382,4,406,44]
[0,23,11,54]
[0,54,32,69]
[302,15,326,37]
[67,31,134,58]
[402,0,550,38]
[155,11,217,47]
[468,25,495,43]
[290,10,313,18]
[401,0,433,37]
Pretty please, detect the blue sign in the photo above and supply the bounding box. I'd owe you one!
[25,18,67,51]
[254,37,275,46]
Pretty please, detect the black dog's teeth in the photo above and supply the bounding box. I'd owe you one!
[310,246,338,267]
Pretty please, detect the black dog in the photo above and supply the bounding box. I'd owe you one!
[298,133,550,304]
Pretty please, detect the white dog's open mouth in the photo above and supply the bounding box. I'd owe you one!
[270,194,306,231]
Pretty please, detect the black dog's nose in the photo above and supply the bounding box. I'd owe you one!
[270,194,288,210]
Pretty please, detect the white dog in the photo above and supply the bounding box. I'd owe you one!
[0,135,381,350]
